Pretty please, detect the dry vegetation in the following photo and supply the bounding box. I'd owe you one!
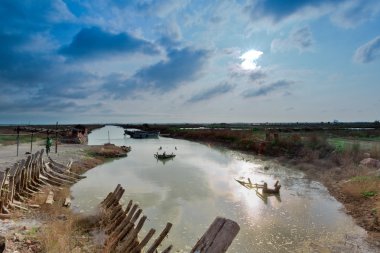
[29,158,106,253]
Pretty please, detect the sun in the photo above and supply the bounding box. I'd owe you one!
[240,49,263,70]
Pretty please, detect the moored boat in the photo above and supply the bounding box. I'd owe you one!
[124,130,159,138]
[154,152,176,159]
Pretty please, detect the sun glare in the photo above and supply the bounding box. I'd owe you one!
[240,49,263,70]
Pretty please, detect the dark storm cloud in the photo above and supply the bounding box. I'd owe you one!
[0,30,56,89]
[245,0,328,24]
[0,0,73,33]
[187,82,235,103]
[59,27,159,59]
[102,47,210,98]
[242,80,293,98]
[245,0,380,28]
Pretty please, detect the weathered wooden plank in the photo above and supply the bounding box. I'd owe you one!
[45,191,54,204]
[190,217,240,253]
[63,197,71,207]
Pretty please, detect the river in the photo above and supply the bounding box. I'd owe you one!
[71,125,374,252]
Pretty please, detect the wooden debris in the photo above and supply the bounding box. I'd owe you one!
[28,204,40,208]
[99,185,173,253]
[98,184,239,253]
[0,148,86,218]
[45,191,54,204]
[191,217,240,253]
[63,197,71,207]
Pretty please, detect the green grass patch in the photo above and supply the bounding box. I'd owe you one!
[26,227,40,236]
[361,191,377,197]
[0,135,42,145]
[351,175,380,182]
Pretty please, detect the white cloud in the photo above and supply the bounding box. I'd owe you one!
[353,35,380,63]
[331,0,380,28]
[271,26,313,53]
[239,49,263,70]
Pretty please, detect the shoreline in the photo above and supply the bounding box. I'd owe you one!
[164,133,380,247]
[1,134,379,250]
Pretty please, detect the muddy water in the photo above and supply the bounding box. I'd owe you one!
[71,126,374,252]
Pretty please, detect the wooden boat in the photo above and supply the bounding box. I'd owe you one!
[235,178,281,194]
[154,153,176,159]
[235,178,260,189]
[124,130,159,139]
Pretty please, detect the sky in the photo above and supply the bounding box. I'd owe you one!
[0,0,380,124]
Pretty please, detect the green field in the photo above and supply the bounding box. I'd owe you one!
[0,135,42,145]
[328,137,380,152]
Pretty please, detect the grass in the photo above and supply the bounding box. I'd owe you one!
[351,175,380,182]
[0,135,43,145]
[362,191,377,197]
[35,186,101,253]
[341,176,380,199]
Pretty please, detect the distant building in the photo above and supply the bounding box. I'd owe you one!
[60,125,88,144]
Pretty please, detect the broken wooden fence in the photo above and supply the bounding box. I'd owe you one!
[0,149,84,217]
[99,184,240,253]
[99,184,173,253]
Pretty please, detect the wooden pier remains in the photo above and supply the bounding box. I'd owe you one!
[99,185,240,253]
[0,149,83,217]
[99,184,173,252]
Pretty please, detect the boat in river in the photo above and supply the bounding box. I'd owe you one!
[124,130,159,138]
[154,152,176,159]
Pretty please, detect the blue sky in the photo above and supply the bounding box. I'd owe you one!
[1,0,379,124]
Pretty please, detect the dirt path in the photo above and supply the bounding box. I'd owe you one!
[0,142,90,172]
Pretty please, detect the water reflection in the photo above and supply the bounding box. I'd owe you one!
[154,157,174,165]
[71,126,374,252]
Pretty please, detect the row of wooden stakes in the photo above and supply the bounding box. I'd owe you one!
[99,184,173,252]
[0,149,85,218]
[99,184,240,253]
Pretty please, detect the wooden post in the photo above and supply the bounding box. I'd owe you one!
[274,133,279,143]
[265,132,271,142]
[190,217,240,253]
[55,121,58,154]
[16,126,20,157]
[146,222,173,253]
[30,132,33,153]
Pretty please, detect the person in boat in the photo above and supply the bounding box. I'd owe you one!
[262,180,281,194]
[163,151,166,156]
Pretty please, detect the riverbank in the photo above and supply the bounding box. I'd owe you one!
[0,142,130,252]
[159,128,380,247]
